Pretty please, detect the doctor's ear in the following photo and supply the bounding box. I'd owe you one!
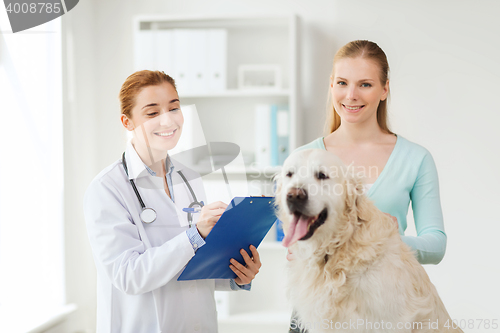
[121,114,135,131]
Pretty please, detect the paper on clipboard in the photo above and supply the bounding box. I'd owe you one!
[177,197,277,281]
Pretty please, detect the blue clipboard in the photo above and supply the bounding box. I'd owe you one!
[177,197,277,281]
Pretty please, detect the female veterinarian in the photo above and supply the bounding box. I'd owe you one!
[84,70,261,333]
[288,40,446,333]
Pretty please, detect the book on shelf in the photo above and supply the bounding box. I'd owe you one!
[254,104,289,168]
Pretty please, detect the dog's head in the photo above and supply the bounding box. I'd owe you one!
[274,149,364,249]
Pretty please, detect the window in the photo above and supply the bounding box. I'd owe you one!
[0,14,64,330]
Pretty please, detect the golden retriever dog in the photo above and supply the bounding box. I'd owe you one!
[274,149,462,333]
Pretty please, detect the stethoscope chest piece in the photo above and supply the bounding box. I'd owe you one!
[140,207,157,224]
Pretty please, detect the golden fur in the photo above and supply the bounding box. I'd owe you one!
[274,149,462,333]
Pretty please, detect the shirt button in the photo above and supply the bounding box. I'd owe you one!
[193,243,198,249]
[194,324,200,331]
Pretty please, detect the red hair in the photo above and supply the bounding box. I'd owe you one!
[119,70,177,118]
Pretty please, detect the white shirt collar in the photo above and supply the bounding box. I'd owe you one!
[124,141,183,180]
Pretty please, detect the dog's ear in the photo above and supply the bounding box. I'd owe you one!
[344,172,363,210]
[272,171,284,219]
[343,173,372,225]
[272,172,282,202]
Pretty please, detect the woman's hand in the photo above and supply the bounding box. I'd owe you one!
[230,245,262,286]
[196,201,228,239]
[383,212,398,226]
[286,248,295,261]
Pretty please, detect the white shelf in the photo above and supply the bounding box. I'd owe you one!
[181,89,290,98]
[134,14,292,29]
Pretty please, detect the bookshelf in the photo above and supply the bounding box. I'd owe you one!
[133,14,299,163]
[133,14,298,332]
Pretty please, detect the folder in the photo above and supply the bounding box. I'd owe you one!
[254,104,271,168]
[156,29,174,76]
[134,29,156,71]
[172,29,192,94]
[277,106,290,165]
[189,29,208,94]
[270,104,279,166]
[177,197,277,281]
[173,29,210,94]
[207,29,227,92]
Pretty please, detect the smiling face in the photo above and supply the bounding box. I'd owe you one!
[331,57,389,126]
[121,82,183,164]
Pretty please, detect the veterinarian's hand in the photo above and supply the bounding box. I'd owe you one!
[197,201,228,239]
[383,213,398,226]
[229,245,261,285]
[286,248,295,261]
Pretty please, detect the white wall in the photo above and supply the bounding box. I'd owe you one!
[53,0,98,332]
[55,0,500,331]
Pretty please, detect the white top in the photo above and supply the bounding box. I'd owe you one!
[84,142,233,333]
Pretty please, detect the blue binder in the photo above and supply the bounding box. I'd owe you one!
[177,197,277,281]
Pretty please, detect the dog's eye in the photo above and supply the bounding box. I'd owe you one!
[286,171,294,178]
[316,171,329,180]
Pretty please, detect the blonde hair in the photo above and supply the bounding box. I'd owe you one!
[325,40,393,135]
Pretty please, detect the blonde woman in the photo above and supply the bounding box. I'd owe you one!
[288,40,446,332]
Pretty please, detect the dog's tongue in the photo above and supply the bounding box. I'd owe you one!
[282,214,313,248]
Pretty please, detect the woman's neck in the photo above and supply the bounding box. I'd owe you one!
[131,140,167,176]
[327,120,388,146]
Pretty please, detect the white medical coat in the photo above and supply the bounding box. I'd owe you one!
[84,142,234,333]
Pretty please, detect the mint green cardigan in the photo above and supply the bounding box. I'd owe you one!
[295,135,446,265]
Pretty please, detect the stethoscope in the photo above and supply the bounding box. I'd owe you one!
[121,152,204,227]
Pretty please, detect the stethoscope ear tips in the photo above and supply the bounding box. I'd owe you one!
[141,207,157,224]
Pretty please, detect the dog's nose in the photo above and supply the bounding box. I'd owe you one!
[286,188,308,211]
[287,188,308,201]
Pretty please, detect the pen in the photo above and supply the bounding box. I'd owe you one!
[183,207,202,213]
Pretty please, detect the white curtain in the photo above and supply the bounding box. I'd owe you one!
[0,13,64,328]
